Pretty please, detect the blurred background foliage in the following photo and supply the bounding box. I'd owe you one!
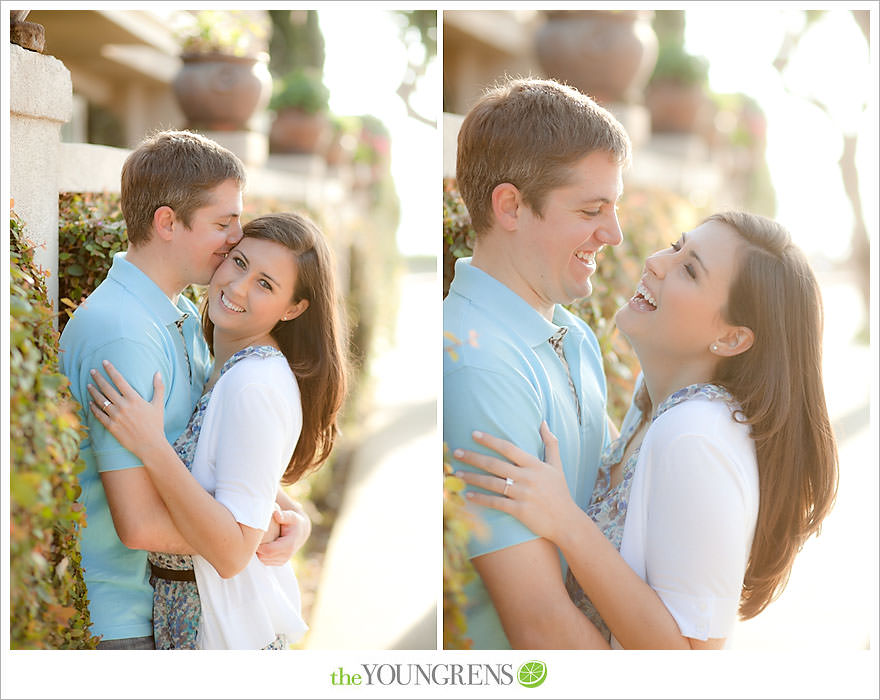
[442,443,484,650]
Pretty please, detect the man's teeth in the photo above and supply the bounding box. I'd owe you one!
[220,291,245,313]
[636,282,657,308]
[575,251,595,264]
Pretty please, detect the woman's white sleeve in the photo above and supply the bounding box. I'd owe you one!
[644,430,753,640]
[210,382,299,530]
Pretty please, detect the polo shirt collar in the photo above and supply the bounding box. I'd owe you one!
[450,257,573,347]
[106,252,191,325]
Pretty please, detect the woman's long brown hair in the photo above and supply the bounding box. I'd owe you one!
[202,213,349,485]
[710,211,838,619]
[633,211,839,620]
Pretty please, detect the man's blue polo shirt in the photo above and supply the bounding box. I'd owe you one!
[444,258,608,649]
[59,252,211,641]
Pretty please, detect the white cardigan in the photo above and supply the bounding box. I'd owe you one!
[614,396,759,647]
[189,353,309,649]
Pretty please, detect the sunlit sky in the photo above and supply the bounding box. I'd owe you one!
[318,9,439,258]
[683,8,876,262]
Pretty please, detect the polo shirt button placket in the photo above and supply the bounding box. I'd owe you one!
[173,313,193,386]
[548,327,582,426]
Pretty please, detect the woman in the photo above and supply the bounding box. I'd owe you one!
[454,211,838,649]
[88,213,348,649]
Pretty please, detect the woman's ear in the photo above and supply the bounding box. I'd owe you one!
[490,182,522,232]
[152,206,177,242]
[711,326,754,357]
[282,299,309,322]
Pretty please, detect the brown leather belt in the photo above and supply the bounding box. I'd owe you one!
[150,562,196,582]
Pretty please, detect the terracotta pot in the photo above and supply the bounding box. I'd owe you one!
[172,53,271,131]
[269,108,331,154]
[324,130,355,167]
[645,79,709,133]
[535,10,658,105]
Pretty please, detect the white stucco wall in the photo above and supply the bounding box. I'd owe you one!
[10,44,73,308]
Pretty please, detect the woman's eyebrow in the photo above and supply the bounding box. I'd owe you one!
[681,232,709,276]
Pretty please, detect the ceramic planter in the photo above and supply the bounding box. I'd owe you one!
[535,10,658,105]
[645,79,709,133]
[269,107,331,154]
[173,53,271,131]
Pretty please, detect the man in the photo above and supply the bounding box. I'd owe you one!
[60,130,308,649]
[444,78,630,649]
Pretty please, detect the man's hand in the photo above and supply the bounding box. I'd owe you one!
[260,504,283,544]
[256,502,312,566]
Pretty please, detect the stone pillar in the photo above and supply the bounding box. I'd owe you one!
[10,44,73,309]
[443,113,465,179]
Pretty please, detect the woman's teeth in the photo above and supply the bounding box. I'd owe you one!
[575,251,595,265]
[633,282,658,310]
[220,291,245,313]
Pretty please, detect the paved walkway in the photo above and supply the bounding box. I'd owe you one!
[304,258,438,649]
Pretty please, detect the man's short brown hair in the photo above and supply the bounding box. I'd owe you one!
[456,77,631,234]
[120,130,246,246]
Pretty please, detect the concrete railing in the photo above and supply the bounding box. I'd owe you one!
[57,143,130,194]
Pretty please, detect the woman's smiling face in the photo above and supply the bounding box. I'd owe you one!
[207,236,305,342]
[615,219,745,363]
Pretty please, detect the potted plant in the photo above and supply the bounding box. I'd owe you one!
[356,114,391,177]
[645,41,711,133]
[171,10,272,131]
[324,114,360,167]
[268,67,332,154]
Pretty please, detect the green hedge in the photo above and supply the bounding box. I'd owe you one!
[10,211,98,648]
[442,178,700,647]
[57,192,128,332]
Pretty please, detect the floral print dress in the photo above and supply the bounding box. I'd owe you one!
[149,345,288,650]
[565,382,739,642]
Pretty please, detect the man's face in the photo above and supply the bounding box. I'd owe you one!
[514,152,624,313]
[176,178,243,286]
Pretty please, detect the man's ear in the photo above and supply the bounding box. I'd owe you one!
[153,206,177,242]
[711,326,754,357]
[490,183,521,232]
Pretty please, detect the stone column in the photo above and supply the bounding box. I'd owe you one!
[10,44,73,309]
[442,113,465,179]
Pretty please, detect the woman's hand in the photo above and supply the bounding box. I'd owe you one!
[87,360,167,461]
[454,421,579,544]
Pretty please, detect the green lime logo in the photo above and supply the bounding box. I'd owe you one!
[517,660,547,688]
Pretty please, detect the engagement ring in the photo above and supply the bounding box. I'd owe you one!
[102,399,111,410]
[503,477,514,497]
